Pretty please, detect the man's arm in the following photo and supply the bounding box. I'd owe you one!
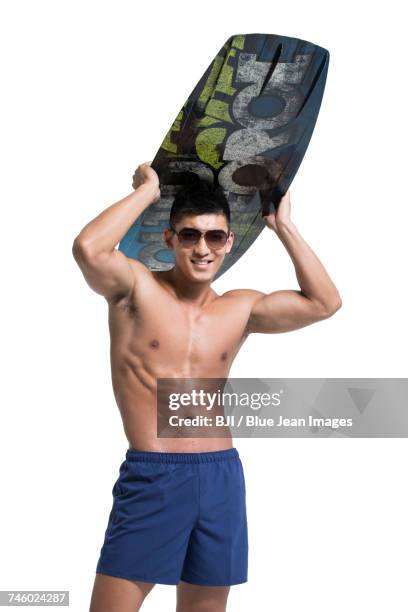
[72,163,159,303]
[247,191,342,334]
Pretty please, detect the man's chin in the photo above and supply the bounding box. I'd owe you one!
[185,261,219,281]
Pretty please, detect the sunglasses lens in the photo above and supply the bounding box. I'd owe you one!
[178,229,201,245]
[206,230,228,247]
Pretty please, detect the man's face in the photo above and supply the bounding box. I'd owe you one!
[164,213,234,282]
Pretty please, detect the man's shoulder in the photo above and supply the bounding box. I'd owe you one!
[221,288,266,304]
[106,258,156,306]
[128,257,151,275]
[127,259,165,285]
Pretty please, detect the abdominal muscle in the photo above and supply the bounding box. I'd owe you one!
[112,361,234,453]
[107,285,249,453]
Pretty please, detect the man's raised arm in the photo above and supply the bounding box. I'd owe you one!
[72,162,159,303]
[247,190,342,334]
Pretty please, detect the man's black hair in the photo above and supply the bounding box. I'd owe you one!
[169,178,231,228]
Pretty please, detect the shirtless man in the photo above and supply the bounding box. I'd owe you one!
[72,162,342,612]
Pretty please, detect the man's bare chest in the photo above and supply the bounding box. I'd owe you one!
[108,293,249,365]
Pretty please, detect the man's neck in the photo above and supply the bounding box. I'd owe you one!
[161,267,217,307]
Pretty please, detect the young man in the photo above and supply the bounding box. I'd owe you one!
[72,162,341,612]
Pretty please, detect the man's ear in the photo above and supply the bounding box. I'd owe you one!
[163,228,174,249]
[226,230,235,253]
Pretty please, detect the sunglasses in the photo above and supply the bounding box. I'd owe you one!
[169,226,230,249]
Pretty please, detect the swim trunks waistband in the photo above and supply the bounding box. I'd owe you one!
[126,447,239,464]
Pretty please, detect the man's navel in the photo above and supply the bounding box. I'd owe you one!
[149,339,160,350]
[220,351,228,361]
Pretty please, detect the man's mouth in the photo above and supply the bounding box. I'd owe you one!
[190,259,214,268]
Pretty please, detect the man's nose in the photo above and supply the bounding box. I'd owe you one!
[193,235,210,255]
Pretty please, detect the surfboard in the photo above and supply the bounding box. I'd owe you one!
[119,33,330,280]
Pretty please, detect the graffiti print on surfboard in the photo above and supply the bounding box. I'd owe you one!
[119,33,330,280]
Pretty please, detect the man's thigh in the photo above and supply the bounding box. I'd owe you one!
[90,573,155,612]
[176,581,230,612]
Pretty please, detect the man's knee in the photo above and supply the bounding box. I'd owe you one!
[176,582,229,612]
[89,574,155,612]
[177,605,227,612]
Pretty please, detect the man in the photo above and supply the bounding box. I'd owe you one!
[72,162,342,612]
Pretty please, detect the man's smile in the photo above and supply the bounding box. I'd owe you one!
[190,258,214,268]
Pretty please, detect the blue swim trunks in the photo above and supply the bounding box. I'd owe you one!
[96,447,248,586]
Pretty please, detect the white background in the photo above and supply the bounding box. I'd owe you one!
[1,0,407,610]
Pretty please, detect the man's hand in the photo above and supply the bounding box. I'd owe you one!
[132,161,161,202]
[262,190,292,232]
